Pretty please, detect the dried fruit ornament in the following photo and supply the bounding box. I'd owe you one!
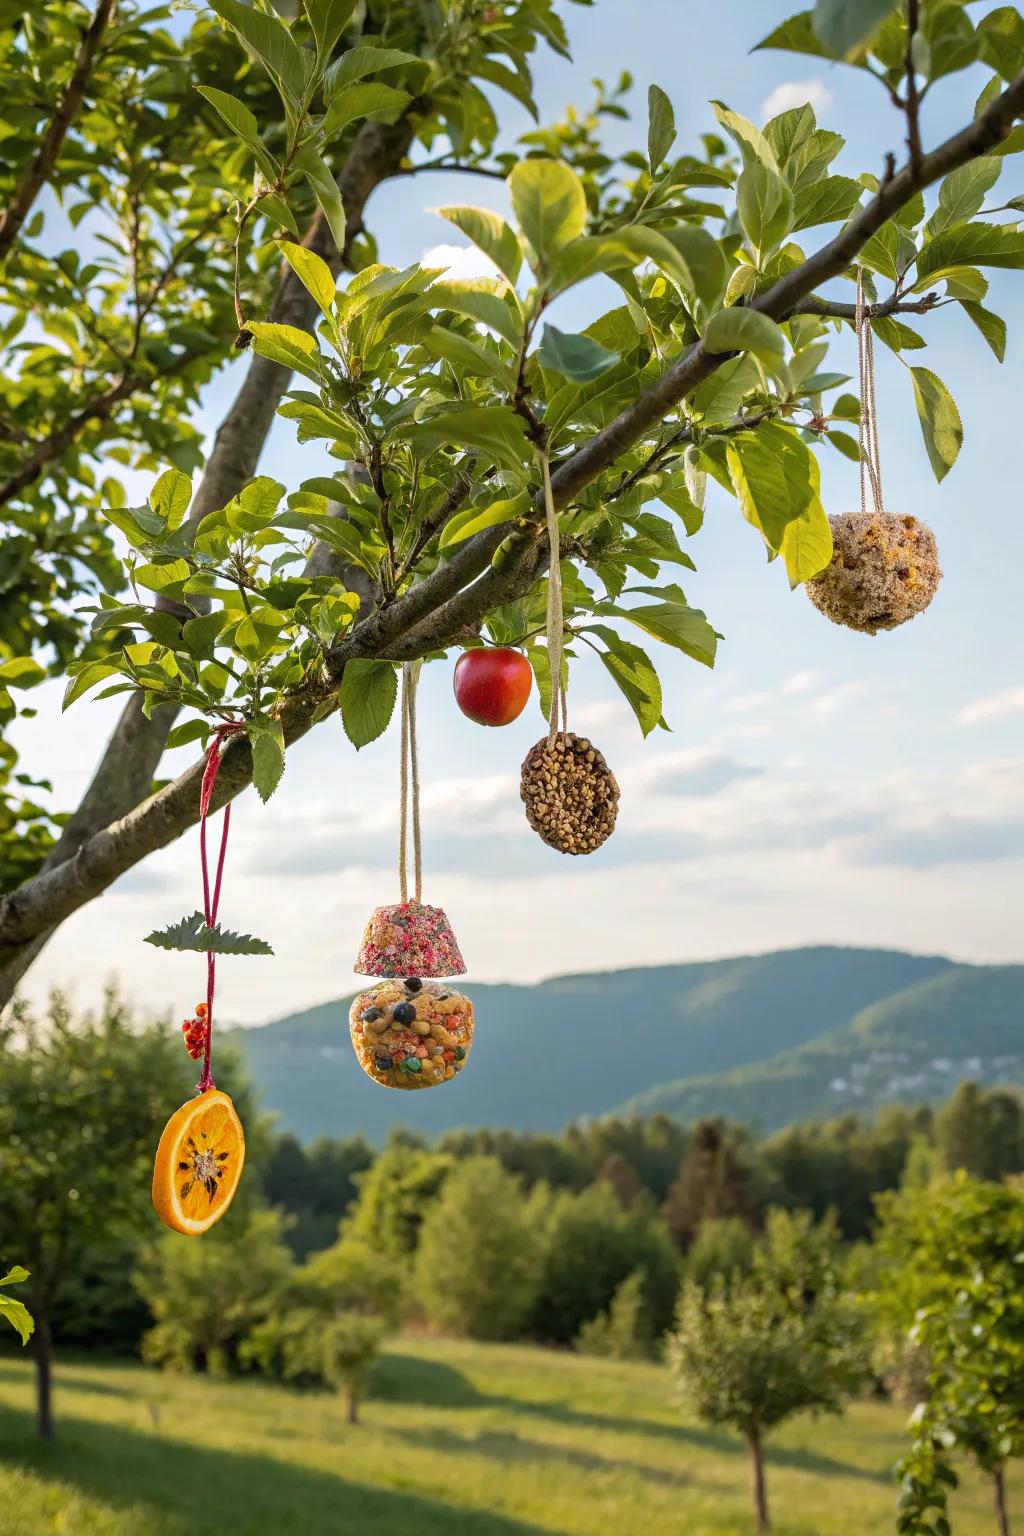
[146,725,272,1235]
[350,662,474,1089]
[520,449,620,854]
[806,269,942,633]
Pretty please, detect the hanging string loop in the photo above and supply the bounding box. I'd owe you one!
[196,722,244,1094]
[855,267,885,515]
[398,661,423,904]
[539,446,567,743]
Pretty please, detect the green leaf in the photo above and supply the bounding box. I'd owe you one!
[704,307,786,370]
[278,241,336,314]
[303,0,356,60]
[430,278,523,346]
[927,159,1002,238]
[394,405,529,471]
[508,158,587,270]
[209,0,310,105]
[961,299,1007,361]
[420,324,514,389]
[737,162,794,255]
[813,0,900,59]
[150,468,191,532]
[0,1293,33,1346]
[133,558,191,594]
[588,624,664,737]
[725,421,820,548]
[711,102,778,170]
[181,612,227,660]
[195,86,277,179]
[915,223,1024,287]
[792,175,863,231]
[910,367,963,481]
[145,911,274,956]
[165,719,210,751]
[648,84,676,173]
[0,1267,29,1287]
[0,657,46,689]
[439,494,528,550]
[327,45,423,90]
[435,206,522,285]
[294,145,346,253]
[321,81,410,139]
[246,321,323,383]
[63,661,120,710]
[340,658,398,748]
[755,13,834,60]
[537,324,619,382]
[603,601,719,668]
[781,497,834,587]
[256,191,300,237]
[248,717,286,802]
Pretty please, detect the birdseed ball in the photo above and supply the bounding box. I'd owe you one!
[349,979,475,1091]
[806,511,941,633]
[520,731,619,855]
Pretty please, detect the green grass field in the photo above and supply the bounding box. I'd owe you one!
[0,1339,1014,1536]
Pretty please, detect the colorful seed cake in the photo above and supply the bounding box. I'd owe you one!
[349,978,474,1090]
[354,900,465,978]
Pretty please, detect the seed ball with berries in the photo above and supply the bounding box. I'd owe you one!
[806,511,941,634]
[349,976,474,1090]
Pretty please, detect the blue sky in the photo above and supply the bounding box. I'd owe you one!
[15,0,1024,1024]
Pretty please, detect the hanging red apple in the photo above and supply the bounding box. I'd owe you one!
[453,647,532,727]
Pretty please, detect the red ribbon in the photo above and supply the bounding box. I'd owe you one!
[196,724,244,1094]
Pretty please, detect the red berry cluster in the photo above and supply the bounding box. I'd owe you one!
[181,1002,209,1060]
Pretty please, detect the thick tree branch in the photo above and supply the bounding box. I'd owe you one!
[0,0,116,269]
[3,68,1023,982]
[793,292,940,321]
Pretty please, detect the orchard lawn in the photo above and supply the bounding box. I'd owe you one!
[0,1339,1016,1536]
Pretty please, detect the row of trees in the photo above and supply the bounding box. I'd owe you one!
[3,993,1023,1530]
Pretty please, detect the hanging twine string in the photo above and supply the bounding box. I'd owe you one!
[855,267,885,515]
[398,661,423,904]
[539,447,567,743]
[196,722,244,1093]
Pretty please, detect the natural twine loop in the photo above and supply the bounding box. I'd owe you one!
[398,660,423,904]
[855,267,885,515]
[539,446,567,743]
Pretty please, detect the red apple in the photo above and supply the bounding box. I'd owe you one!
[454,647,532,727]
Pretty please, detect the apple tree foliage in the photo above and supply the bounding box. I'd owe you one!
[2,0,1024,985]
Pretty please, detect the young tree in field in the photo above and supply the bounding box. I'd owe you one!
[415,1156,541,1339]
[2,1,1024,995]
[0,991,191,1437]
[667,1208,868,1534]
[874,1173,1024,1536]
[136,1205,294,1375]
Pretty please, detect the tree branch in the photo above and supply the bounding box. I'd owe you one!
[904,0,925,179]
[0,0,116,269]
[793,292,940,321]
[3,68,1023,981]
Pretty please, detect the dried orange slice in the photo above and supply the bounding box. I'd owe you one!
[152,1088,245,1236]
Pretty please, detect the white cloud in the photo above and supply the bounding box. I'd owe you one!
[761,79,835,120]
[956,687,1024,726]
[782,669,825,695]
[421,241,498,282]
[808,680,869,715]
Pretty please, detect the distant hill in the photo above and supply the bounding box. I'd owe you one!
[615,965,1024,1133]
[229,946,957,1143]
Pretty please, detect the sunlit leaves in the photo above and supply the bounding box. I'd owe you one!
[248,716,286,802]
[435,206,523,285]
[725,422,821,548]
[915,223,1024,287]
[246,321,324,383]
[910,368,963,481]
[395,405,530,471]
[792,175,863,231]
[209,0,310,107]
[737,162,794,255]
[704,307,787,370]
[295,145,346,253]
[0,1268,33,1346]
[322,82,411,140]
[278,242,336,315]
[587,624,664,737]
[926,159,1001,238]
[960,299,1007,361]
[508,158,587,269]
[150,469,192,532]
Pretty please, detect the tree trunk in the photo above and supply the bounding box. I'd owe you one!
[32,1307,55,1440]
[994,1465,1011,1536]
[747,1427,770,1533]
[346,1390,359,1425]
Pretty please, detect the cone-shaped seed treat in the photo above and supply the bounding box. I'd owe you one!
[806,511,941,634]
[521,731,619,855]
[355,900,465,978]
[350,977,474,1089]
